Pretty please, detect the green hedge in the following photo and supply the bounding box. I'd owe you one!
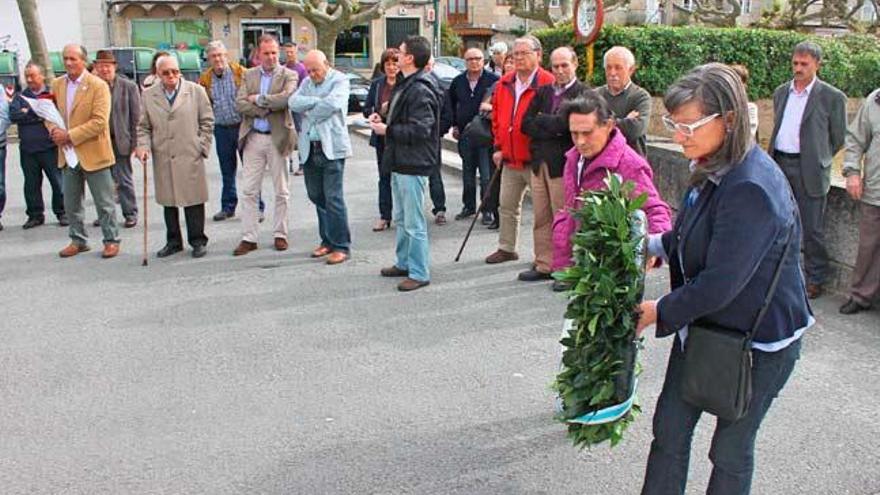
[532,24,880,99]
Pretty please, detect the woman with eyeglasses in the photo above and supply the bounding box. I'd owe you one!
[636,63,812,495]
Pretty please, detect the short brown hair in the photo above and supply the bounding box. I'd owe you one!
[380,48,399,69]
[258,34,279,48]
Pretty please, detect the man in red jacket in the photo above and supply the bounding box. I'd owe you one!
[485,35,555,265]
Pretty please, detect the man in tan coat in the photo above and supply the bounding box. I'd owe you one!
[233,34,298,256]
[135,55,214,259]
[50,44,119,259]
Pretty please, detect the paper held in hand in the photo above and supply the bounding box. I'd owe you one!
[21,96,79,169]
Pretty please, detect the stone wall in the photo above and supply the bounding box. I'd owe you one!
[646,140,872,299]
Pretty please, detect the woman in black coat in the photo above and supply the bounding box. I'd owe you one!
[363,48,400,231]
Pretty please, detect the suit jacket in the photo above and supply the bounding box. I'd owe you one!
[521,80,589,177]
[109,75,141,157]
[657,146,813,344]
[50,71,115,171]
[137,80,214,207]
[768,78,847,197]
[235,65,298,156]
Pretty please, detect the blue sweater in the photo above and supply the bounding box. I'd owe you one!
[9,88,55,153]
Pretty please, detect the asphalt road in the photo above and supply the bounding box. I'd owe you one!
[0,135,878,495]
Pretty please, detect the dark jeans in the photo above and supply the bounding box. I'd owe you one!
[303,146,351,253]
[215,125,265,214]
[374,141,392,221]
[21,148,64,219]
[458,136,492,212]
[215,124,240,214]
[775,152,829,286]
[429,166,446,215]
[0,146,7,219]
[641,337,802,495]
[164,204,207,248]
[110,155,137,220]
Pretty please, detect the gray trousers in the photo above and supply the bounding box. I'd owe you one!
[850,202,880,305]
[775,153,829,286]
[110,155,138,220]
[63,165,119,245]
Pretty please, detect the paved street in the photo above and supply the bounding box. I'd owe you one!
[0,134,878,494]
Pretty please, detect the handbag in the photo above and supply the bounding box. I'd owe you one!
[462,111,493,147]
[680,223,794,422]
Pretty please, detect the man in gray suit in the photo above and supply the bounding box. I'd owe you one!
[93,50,141,228]
[769,41,847,299]
[233,34,298,256]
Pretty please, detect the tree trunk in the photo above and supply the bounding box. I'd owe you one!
[316,26,337,63]
[15,0,54,79]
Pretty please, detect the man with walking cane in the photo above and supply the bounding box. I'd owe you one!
[135,55,214,259]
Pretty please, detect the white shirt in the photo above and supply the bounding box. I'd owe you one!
[513,68,538,115]
[65,72,85,121]
[774,77,817,154]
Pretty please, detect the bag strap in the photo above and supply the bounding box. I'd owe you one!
[748,221,795,339]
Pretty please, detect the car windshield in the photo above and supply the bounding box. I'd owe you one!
[340,71,368,85]
[431,62,459,79]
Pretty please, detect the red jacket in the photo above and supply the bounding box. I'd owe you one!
[491,67,555,169]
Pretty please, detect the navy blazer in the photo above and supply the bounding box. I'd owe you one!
[657,146,813,344]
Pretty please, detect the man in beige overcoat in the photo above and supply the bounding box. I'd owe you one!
[233,34,298,256]
[135,55,215,259]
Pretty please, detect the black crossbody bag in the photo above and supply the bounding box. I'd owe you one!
[680,223,794,422]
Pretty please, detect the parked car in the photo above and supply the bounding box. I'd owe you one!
[430,62,460,92]
[337,68,371,113]
[436,56,466,72]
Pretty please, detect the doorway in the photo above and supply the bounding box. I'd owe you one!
[241,19,292,67]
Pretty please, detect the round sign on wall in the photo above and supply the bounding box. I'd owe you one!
[574,0,604,45]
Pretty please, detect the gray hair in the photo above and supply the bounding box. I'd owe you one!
[155,54,179,71]
[514,35,542,53]
[205,40,227,55]
[551,46,578,63]
[603,46,636,68]
[664,63,753,185]
[793,41,822,62]
[489,42,508,55]
[24,60,45,75]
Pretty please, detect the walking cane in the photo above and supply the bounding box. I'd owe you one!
[454,164,502,262]
[139,154,148,267]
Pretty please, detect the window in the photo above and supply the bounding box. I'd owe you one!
[449,0,468,13]
[335,24,371,69]
[742,0,752,14]
[496,0,511,5]
[681,0,694,11]
[549,0,561,7]
[131,19,211,50]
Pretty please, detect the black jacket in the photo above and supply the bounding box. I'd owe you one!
[521,81,589,177]
[9,87,55,154]
[383,69,441,177]
[447,69,499,132]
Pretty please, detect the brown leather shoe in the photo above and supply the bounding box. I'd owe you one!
[233,240,258,256]
[380,265,409,277]
[101,243,120,259]
[485,249,519,264]
[398,277,430,291]
[59,243,90,258]
[326,251,348,265]
[806,283,823,299]
[311,246,331,258]
[274,238,289,251]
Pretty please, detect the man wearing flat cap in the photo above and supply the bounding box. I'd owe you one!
[93,49,141,228]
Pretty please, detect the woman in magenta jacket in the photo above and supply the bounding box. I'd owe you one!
[551,91,672,291]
